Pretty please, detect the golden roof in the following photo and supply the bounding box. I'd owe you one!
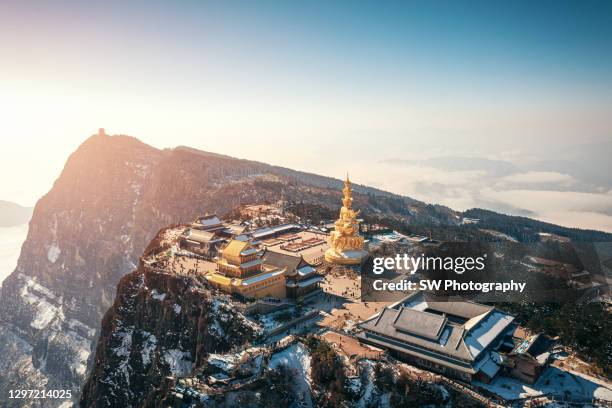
[206,273,233,286]
[222,240,249,258]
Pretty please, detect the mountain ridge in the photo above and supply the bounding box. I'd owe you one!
[0,200,33,227]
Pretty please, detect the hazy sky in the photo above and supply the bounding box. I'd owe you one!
[2,1,612,230]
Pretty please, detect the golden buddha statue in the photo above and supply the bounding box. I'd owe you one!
[325,174,368,265]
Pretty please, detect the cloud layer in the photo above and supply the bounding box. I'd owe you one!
[345,151,612,233]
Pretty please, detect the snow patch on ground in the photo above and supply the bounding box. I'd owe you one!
[113,329,133,358]
[151,289,166,301]
[173,304,181,314]
[0,326,50,392]
[209,298,263,337]
[160,227,186,248]
[47,243,61,263]
[30,301,56,329]
[208,353,240,372]
[269,343,313,407]
[475,366,612,402]
[19,277,59,330]
[19,273,57,299]
[30,302,56,330]
[57,329,91,378]
[141,332,157,367]
[253,307,298,333]
[164,349,192,376]
[111,327,134,387]
[356,360,377,408]
[207,347,267,377]
[66,318,96,339]
[46,215,61,263]
[12,274,92,377]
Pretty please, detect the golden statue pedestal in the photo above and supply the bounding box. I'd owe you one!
[324,247,369,265]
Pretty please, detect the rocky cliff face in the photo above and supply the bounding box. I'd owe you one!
[0,132,451,407]
[79,244,261,407]
[0,134,161,408]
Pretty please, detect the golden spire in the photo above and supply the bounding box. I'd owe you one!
[342,172,353,209]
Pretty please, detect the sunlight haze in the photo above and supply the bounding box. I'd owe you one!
[2,1,611,231]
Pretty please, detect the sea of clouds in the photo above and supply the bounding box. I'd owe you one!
[315,137,612,233]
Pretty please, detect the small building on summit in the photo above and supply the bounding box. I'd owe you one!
[262,250,323,299]
[181,214,227,257]
[508,332,556,384]
[206,239,286,299]
[192,214,225,232]
[181,229,225,258]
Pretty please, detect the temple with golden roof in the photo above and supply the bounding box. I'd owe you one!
[206,239,286,299]
[324,174,369,265]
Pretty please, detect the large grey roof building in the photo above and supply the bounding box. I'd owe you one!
[357,291,516,383]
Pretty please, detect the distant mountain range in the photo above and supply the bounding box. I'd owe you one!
[0,200,32,227]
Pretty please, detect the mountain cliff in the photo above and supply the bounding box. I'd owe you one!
[0,132,454,407]
[79,228,262,407]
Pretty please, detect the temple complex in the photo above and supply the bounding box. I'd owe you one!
[206,239,286,299]
[324,174,369,265]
